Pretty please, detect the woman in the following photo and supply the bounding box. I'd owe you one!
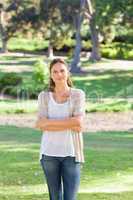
[36,58,85,200]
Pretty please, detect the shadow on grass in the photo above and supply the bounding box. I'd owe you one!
[0,60,35,66]
[0,126,41,143]
[73,70,133,98]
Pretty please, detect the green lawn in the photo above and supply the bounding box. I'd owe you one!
[0,126,133,200]
[0,53,133,113]
[73,70,133,112]
[0,99,37,114]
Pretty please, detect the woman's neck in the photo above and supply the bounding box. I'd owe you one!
[54,84,70,94]
[53,84,71,99]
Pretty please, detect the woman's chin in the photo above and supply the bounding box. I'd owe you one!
[56,79,65,83]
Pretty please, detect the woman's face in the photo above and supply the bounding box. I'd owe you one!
[50,62,69,85]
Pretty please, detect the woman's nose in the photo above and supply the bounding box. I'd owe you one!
[57,72,62,76]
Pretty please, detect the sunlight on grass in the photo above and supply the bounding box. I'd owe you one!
[10,161,37,168]
[86,100,132,112]
[0,127,133,200]
[7,37,49,52]
[0,173,133,196]
[80,173,133,193]
[73,74,112,81]
[0,184,48,195]
[3,148,38,153]
[0,143,38,149]
[0,100,37,113]
[0,98,132,113]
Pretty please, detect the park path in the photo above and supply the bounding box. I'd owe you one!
[0,52,133,72]
[0,112,132,132]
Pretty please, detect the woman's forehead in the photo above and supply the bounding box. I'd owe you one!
[51,62,67,71]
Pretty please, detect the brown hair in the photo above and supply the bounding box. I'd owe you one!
[48,58,73,92]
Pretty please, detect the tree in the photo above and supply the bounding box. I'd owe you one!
[0,0,39,52]
[84,0,133,61]
[85,0,101,61]
[0,3,8,52]
[60,0,101,64]
[59,0,85,72]
[39,0,73,58]
[70,0,86,72]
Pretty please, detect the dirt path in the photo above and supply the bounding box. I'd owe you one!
[84,59,133,71]
[0,112,132,132]
[0,52,133,73]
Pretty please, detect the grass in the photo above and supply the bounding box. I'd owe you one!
[0,99,37,114]
[0,98,132,114]
[0,126,133,200]
[73,70,133,98]
[0,54,133,113]
[73,70,133,112]
[8,37,49,52]
[86,100,133,112]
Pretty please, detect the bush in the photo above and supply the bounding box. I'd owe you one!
[101,47,117,59]
[0,73,22,88]
[18,58,49,99]
[0,59,49,99]
[32,58,48,85]
[19,81,47,99]
[0,73,22,95]
[101,42,133,60]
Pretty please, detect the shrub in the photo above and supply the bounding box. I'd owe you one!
[18,58,49,98]
[19,81,47,99]
[0,73,22,95]
[32,58,48,85]
[0,73,22,88]
[101,43,133,60]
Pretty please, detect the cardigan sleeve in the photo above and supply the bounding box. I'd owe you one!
[72,90,86,116]
[37,91,48,120]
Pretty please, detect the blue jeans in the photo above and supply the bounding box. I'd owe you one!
[40,155,81,200]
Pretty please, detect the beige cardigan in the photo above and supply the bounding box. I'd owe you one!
[37,88,86,163]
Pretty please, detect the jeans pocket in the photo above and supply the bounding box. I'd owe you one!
[40,154,54,162]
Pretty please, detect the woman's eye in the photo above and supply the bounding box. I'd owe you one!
[53,69,65,74]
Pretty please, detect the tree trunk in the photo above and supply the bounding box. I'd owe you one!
[1,37,7,53]
[0,5,8,53]
[70,0,85,73]
[70,15,82,73]
[48,42,54,59]
[39,0,48,18]
[89,13,101,61]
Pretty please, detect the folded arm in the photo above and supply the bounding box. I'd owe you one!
[36,90,86,133]
[35,115,84,132]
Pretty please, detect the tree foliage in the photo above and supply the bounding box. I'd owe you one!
[0,0,132,60]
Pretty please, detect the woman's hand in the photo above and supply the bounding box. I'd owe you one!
[71,125,83,133]
[71,116,85,132]
[35,117,48,130]
[35,115,85,132]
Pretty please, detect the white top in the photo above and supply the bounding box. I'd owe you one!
[40,92,75,159]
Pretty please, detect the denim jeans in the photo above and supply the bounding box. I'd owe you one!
[40,155,81,200]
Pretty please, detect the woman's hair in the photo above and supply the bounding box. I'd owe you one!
[48,58,73,92]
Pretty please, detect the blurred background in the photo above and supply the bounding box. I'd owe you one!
[0,1,133,200]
